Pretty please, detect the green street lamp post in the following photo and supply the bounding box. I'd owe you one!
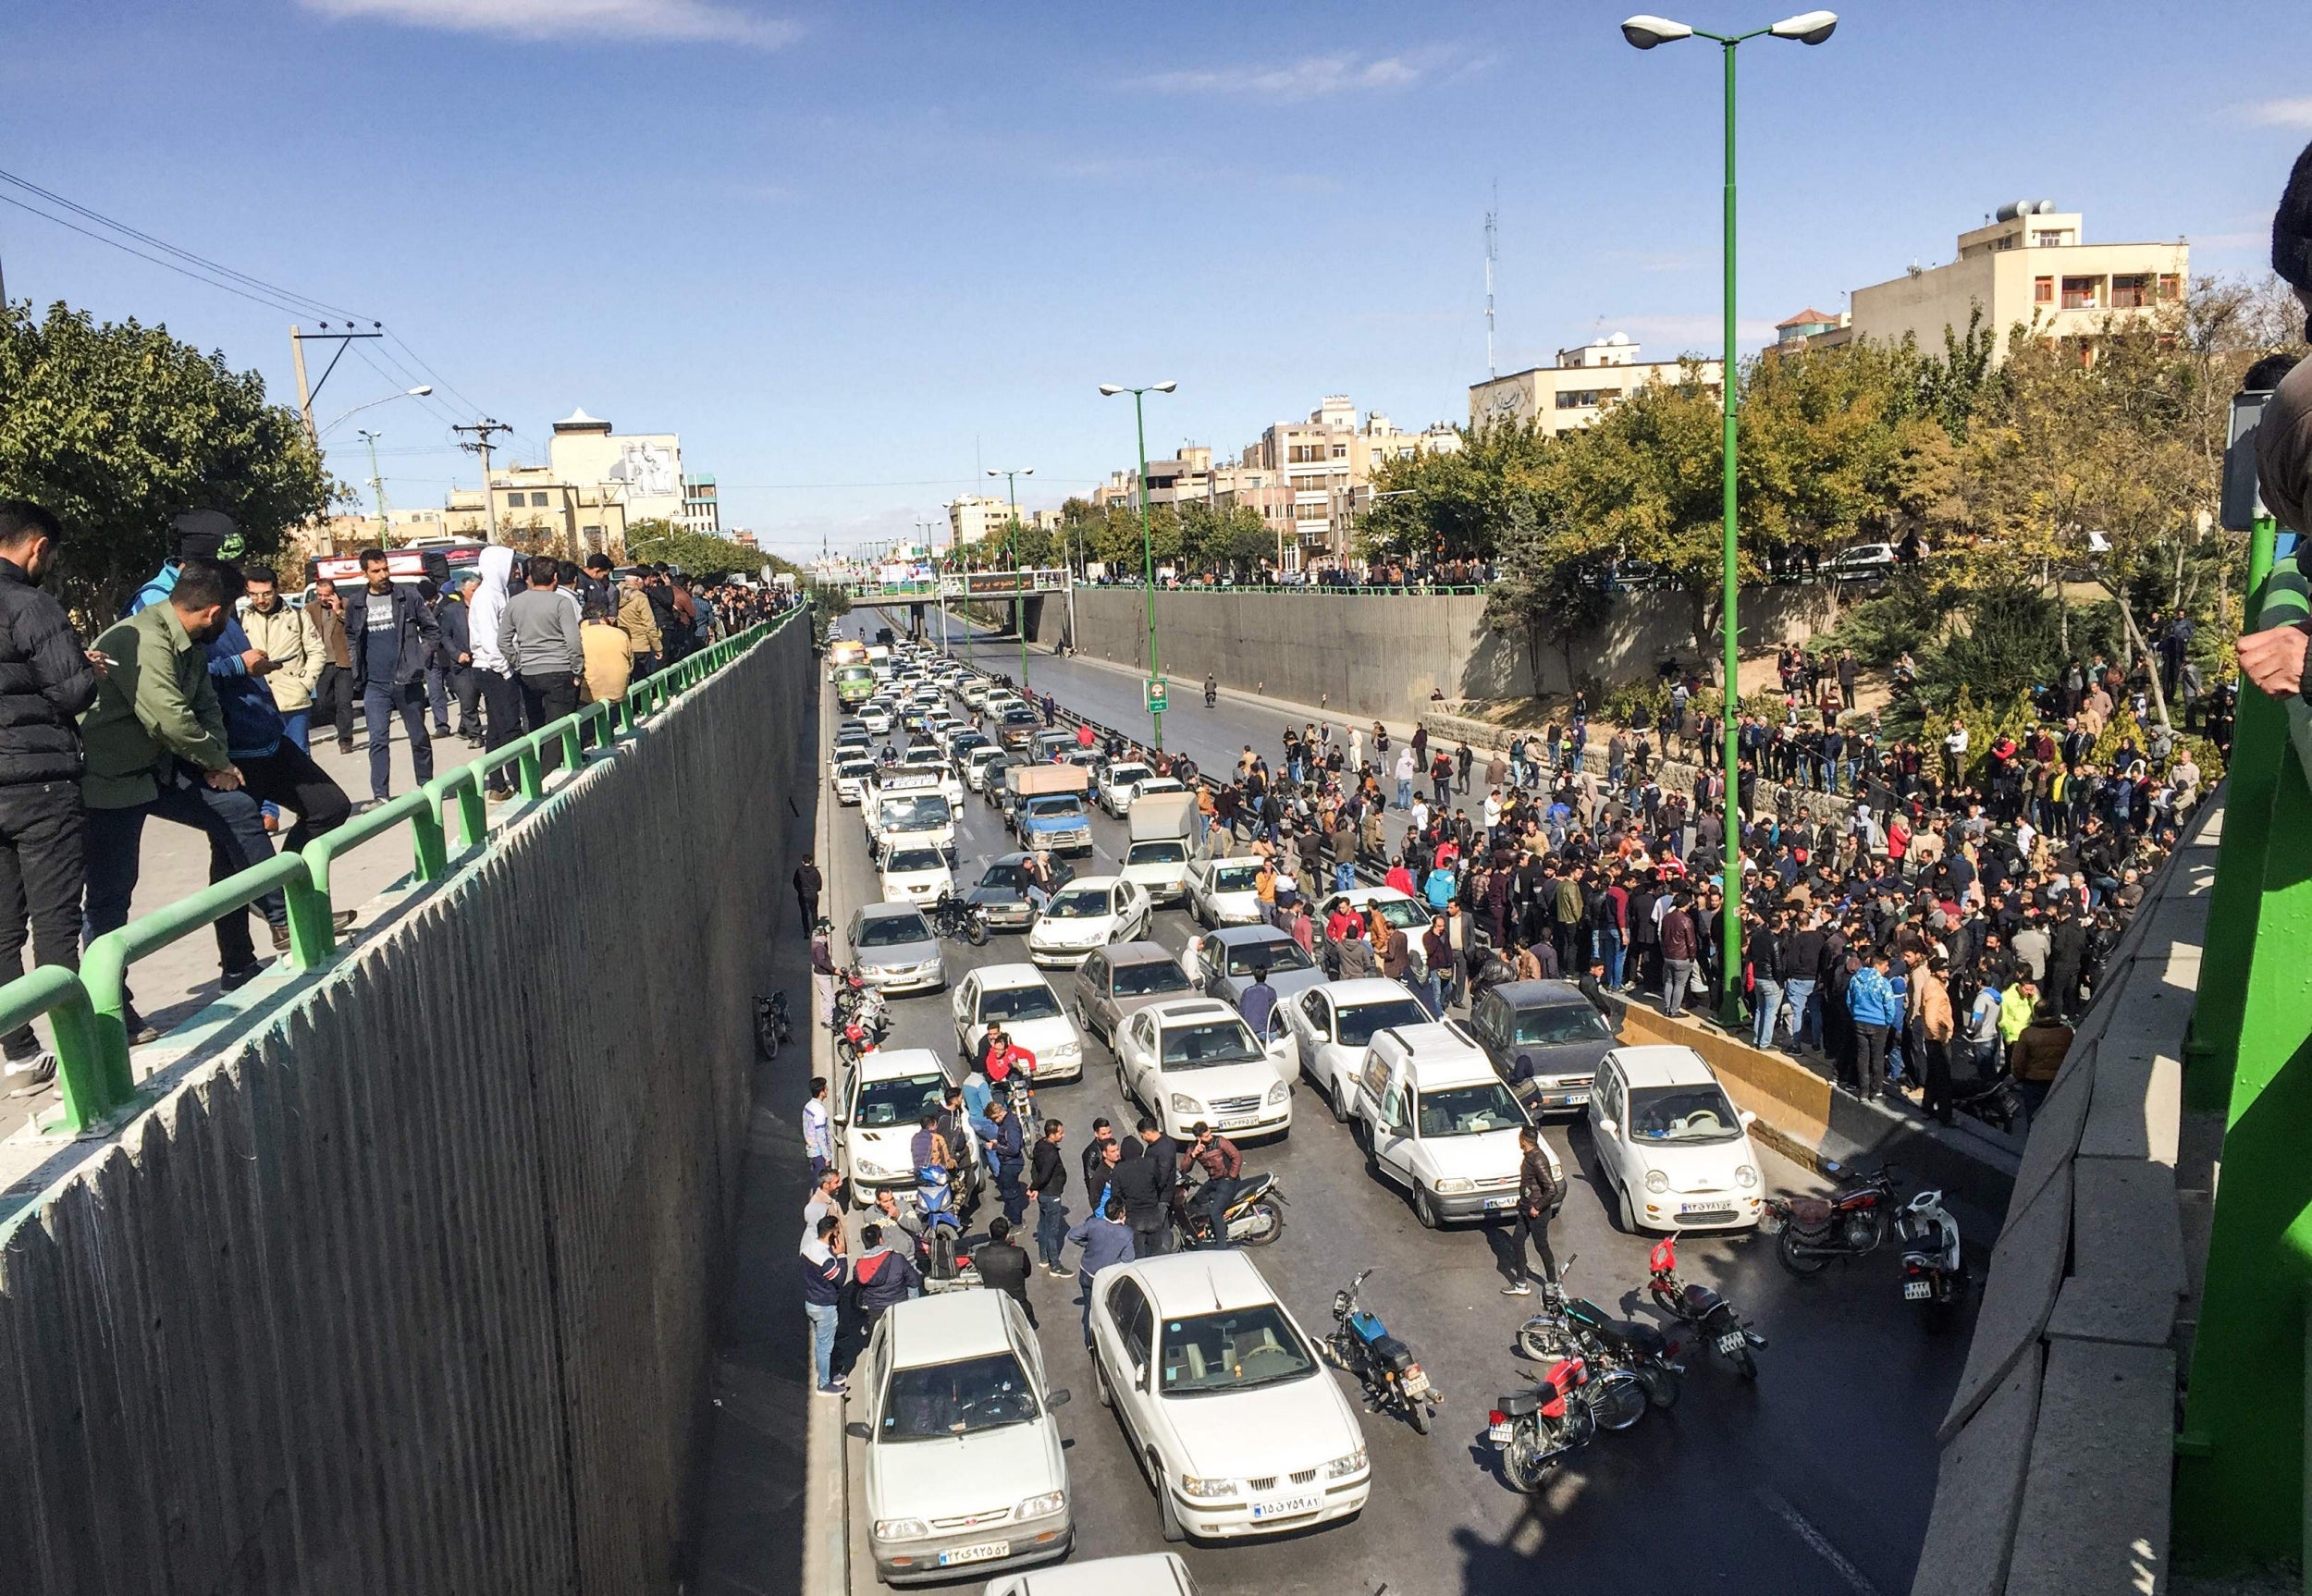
[987,467,1034,687]
[1100,381,1177,749]
[1621,8,1836,1025]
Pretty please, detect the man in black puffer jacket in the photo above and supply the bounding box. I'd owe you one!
[0,501,101,1097]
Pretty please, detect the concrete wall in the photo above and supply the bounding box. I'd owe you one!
[0,619,816,1596]
[1042,584,1833,722]
[1909,794,2209,1596]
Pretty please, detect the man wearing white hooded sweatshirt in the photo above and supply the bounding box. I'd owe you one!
[468,546,523,801]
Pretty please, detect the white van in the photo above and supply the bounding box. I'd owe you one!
[1350,1021,1561,1229]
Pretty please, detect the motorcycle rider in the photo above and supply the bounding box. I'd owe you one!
[1502,1125,1565,1295]
[1179,1122,1243,1242]
[1204,672,1218,707]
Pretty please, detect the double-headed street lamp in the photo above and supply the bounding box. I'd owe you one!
[986,467,1034,687]
[1621,8,1835,1025]
[1099,381,1177,749]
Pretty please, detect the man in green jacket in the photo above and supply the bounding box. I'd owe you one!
[81,559,267,1023]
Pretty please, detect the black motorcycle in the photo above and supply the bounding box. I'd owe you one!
[1325,1269,1437,1434]
[753,990,793,1061]
[928,891,991,946]
[1763,1163,1898,1276]
[1512,1258,1684,1412]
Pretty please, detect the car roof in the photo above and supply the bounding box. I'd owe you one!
[976,962,1057,991]
[1323,978,1420,1004]
[1054,875,1122,890]
[1142,998,1243,1026]
[1209,924,1291,947]
[1103,940,1180,967]
[1371,1021,1492,1077]
[884,1288,1017,1367]
[986,1553,1194,1595]
[857,1046,947,1084]
[1607,1044,1719,1088]
[1130,1247,1278,1313]
[1327,886,1415,905]
[1492,979,1593,1007]
[856,900,927,922]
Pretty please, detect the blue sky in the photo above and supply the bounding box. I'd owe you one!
[5,0,2309,559]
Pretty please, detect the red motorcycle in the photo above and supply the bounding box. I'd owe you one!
[1645,1232,1765,1380]
[1489,1349,1648,1492]
[1763,1163,1897,1276]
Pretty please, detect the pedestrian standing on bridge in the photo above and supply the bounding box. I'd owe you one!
[346,547,439,808]
[0,502,100,1098]
[499,556,584,777]
[793,853,822,927]
[618,570,663,681]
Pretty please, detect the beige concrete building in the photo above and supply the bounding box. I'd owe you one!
[947,496,1059,548]
[1848,203,2185,362]
[546,409,686,524]
[443,471,631,557]
[1468,335,1725,436]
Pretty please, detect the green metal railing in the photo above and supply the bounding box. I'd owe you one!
[2172,518,2312,1580]
[1,615,793,1136]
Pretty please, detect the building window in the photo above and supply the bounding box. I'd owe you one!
[2158,274,2182,301]
[2033,229,2068,248]
[2060,276,2099,311]
[2034,276,2053,304]
[2110,274,2151,309]
[1556,390,1593,410]
[1329,444,1347,460]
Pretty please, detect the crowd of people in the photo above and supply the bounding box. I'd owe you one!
[0,496,790,1098]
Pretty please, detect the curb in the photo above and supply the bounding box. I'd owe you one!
[803,684,850,1596]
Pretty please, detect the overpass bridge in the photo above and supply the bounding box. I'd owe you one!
[817,566,1070,601]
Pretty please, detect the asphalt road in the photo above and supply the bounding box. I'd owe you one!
[830,612,1968,1596]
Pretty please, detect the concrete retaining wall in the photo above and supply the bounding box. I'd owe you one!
[1041,583,1835,722]
[0,620,816,1596]
[1909,793,2211,1596]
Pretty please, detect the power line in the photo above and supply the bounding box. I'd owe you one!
[0,191,314,318]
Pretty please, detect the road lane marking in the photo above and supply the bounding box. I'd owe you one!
[1757,1487,1883,1596]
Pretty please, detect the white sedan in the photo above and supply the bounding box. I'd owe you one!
[1097,761,1154,817]
[858,1290,1074,1583]
[1088,1250,1367,1542]
[833,756,877,806]
[953,964,1086,1083]
[1183,856,1265,928]
[1113,998,1291,1142]
[1026,877,1153,969]
[879,844,954,905]
[1279,977,1431,1118]
[1588,1044,1765,1233]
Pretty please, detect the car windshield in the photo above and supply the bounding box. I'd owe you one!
[1514,1004,1613,1046]
[879,1351,1042,1441]
[1160,1019,1263,1068]
[1417,1083,1527,1137]
[902,749,942,765]
[855,912,932,949]
[978,863,1025,890]
[1111,960,1191,999]
[879,795,951,830]
[1208,862,1262,892]
[1362,897,1430,930]
[838,761,875,778]
[1126,841,1187,866]
[1334,998,1429,1048]
[855,1072,946,1128]
[1109,765,1151,787]
[1224,939,1311,977]
[1626,1084,1744,1143]
[978,983,1063,1023]
[1044,886,1111,919]
[1158,1305,1317,1396]
[885,848,945,874]
[1026,797,1085,820]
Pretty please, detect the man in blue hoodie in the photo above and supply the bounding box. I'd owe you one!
[1844,947,1901,1100]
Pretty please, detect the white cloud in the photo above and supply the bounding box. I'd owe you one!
[296,0,799,48]
[1127,50,1454,102]
[2245,98,2312,129]
[1590,313,1780,349]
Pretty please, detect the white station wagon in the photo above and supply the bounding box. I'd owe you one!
[1088,1250,1368,1543]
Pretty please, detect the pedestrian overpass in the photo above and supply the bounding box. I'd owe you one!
[819,566,1070,601]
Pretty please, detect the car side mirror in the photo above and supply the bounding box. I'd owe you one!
[1595,1117,1618,1136]
[1740,1110,1759,1127]
[845,1421,871,1440]
[1047,1387,1072,1408]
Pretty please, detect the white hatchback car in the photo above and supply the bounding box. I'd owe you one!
[1088,1250,1368,1542]
[880,844,955,906]
[1279,977,1432,1118]
[953,964,1086,1083]
[1114,998,1292,1141]
[1097,761,1154,816]
[1026,877,1154,969]
[840,1047,962,1198]
[1183,855,1265,928]
[1587,1045,1765,1233]
[855,1289,1074,1584]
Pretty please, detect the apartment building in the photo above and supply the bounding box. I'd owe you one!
[1468,335,1725,436]
[1848,203,2186,362]
[947,495,1060,548]
[682,473,721,536]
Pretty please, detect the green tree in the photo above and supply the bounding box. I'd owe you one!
[1483,492,1614,694]
[625,517,788,580]
[0,300,334,620]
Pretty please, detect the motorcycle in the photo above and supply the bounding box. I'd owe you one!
[913,1163,976,1292]
[1644,1232,1765,1380]
[1170,1172,1285,1249]
[1325,1269,1438,1434]
[1489,1348,1651,1492]
[928,891,991,947]
[1763,1163,1898,1276]
[753,990,793,1061]
[1896,1188,1966,1315]
[1512,1258,1683,1412]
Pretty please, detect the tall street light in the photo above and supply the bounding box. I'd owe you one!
[1100,381,1177,749]
[320,384,432,437]
[987,467,1034,687]
[1621,8,1835,1025]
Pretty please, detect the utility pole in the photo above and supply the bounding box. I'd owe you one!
[1485,181,1499,379]
[453,419,513,542]
[289,323,385,450]
[358,429,391,535]
[987,467,1034,689]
